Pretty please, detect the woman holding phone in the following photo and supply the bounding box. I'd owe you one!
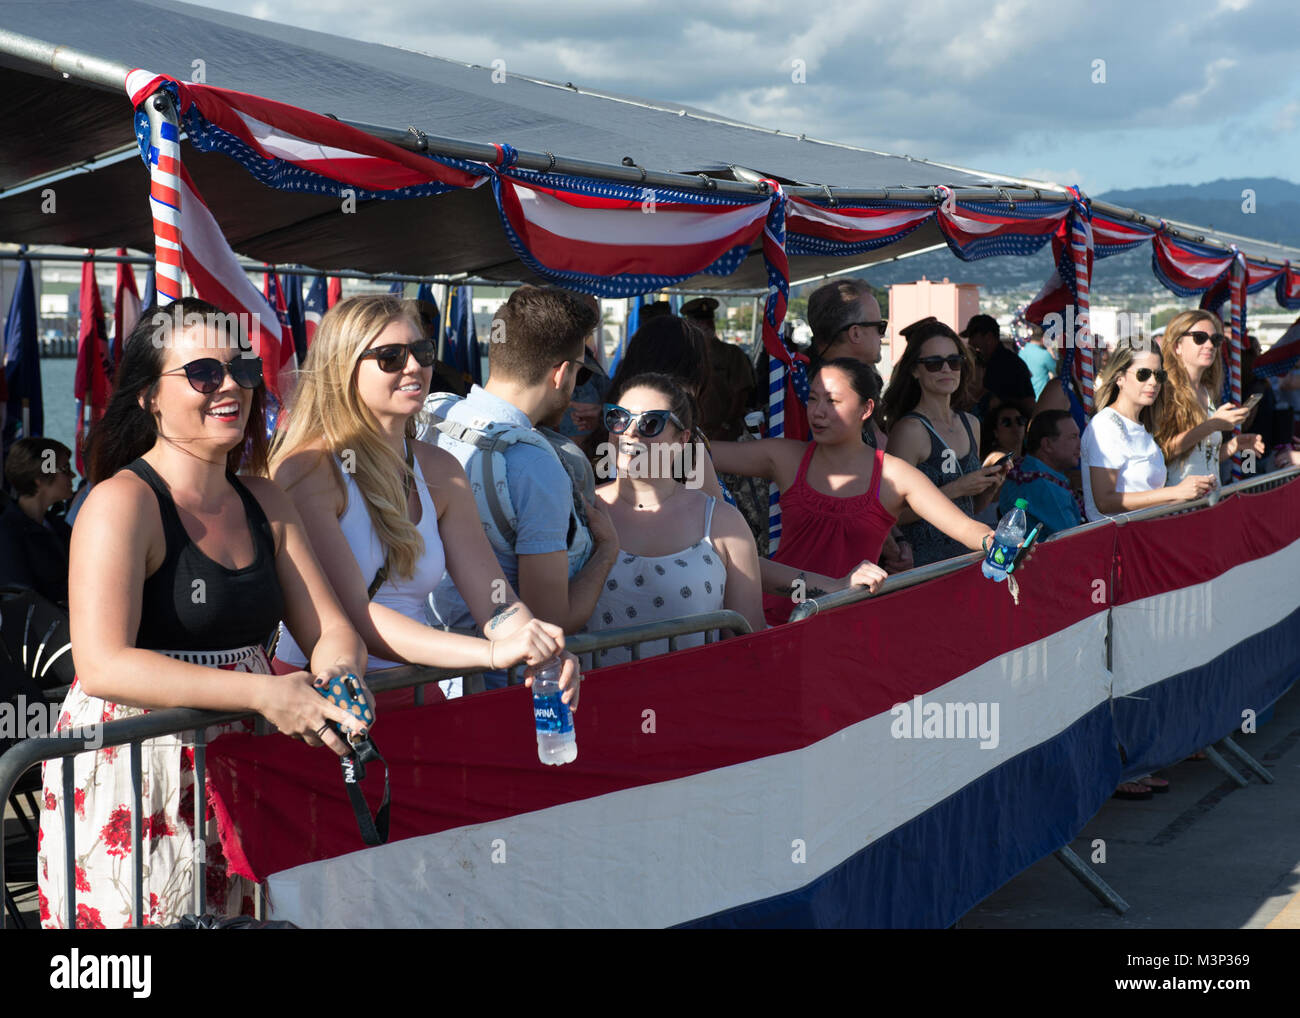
[1153,310,1265,487]
[881,318,1010,567]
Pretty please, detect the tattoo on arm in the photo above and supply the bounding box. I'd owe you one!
[487,605,520,631]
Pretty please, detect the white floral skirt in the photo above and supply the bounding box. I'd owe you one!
[37,645,266,929]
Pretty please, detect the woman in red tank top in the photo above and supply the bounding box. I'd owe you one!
[711,359,998,624]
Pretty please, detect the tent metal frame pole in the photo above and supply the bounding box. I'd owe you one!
[1,28,1298,269]
[1054,846,1130,915]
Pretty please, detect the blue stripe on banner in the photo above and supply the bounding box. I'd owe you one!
[1115,605,1300,780]
[679,699,1119,929]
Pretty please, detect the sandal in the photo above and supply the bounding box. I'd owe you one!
[1138,775,1170,793]
[1113,781,1154,801]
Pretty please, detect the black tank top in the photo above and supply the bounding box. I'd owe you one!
[126,459,285,651]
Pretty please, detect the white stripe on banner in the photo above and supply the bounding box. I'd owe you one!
[1111,535,1300,698]
[234,110,373,166]
[266,613,1109,928]
[511,186,766,247]
[179,175,282,345]
[786,203,932,233]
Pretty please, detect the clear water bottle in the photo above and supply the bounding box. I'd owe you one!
[982,498,1028,583]
[532,656,577,766]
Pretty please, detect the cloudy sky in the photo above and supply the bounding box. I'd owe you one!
[211,0,1298,196]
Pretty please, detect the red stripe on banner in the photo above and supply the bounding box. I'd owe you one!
[150,181,181,209]
[1113,478,1300,605]
[205,523,1116,879]
[505,177,742,213]
[156,153,181,177]
[498,186,764,277]
[153,223,181,247]
[181,82,483,191]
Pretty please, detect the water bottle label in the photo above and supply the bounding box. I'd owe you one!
[533,692,574,735]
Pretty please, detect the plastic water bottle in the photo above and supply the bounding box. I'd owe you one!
[982,498,1028,583]
[532,657,577,765]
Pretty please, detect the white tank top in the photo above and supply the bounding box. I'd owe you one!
[585,495,727,668]
[277,453,446,671]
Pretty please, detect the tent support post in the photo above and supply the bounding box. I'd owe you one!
[1054,846,1130,915]
[1202,744,1249,787]
[1216,735,1273,784]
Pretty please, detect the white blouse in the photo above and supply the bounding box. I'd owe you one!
[1080,407,1167,521]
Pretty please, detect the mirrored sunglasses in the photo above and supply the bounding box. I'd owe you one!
[603,405,684,438]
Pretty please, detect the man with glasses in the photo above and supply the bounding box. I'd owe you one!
[424,286,620,672]
[961,313,1035,423]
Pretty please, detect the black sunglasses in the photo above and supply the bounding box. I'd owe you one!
[359,339,437,373]
[1134,367,1167,384]
[604,405,684,438]
[1185,330,1225,348]
[917,354,964,372]
[160,356,264,395]
[842,319,888,336]
[558,358,593,386]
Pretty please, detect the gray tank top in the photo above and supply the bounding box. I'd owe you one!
[896,411,980,567]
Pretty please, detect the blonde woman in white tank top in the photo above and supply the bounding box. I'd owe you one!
[268,296,581,707]
[589,374,764,666]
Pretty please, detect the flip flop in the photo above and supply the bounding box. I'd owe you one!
[1113,782,1154,801]
[1139,776,1170,793]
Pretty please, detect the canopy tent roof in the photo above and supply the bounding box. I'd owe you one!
[4,0,1297,291]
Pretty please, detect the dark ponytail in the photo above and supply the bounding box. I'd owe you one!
[87,298,268,483]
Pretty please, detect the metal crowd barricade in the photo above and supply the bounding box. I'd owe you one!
[787,464,1299,914]
[0,609,752,929]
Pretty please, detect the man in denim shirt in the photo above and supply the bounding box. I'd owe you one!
[998,410,1083,537]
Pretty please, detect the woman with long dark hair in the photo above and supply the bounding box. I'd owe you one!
[38,298,368,928]
[588,372,764,662]
[880,318,1008,567]
[711,358,998,625]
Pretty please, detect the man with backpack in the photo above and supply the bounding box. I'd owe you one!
[423,287,619,677]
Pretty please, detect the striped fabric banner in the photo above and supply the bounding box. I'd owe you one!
[1067,188,1096,411]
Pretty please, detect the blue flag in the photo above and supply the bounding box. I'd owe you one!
[3,254,42,444]
[611,298,645,375]
[464,287,482,385]
[389,281,405,296]
[283,273,307,365]
[141,268,157,311]
[446,286,482,385]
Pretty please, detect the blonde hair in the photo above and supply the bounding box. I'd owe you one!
[1092,335,1165,434]
[1153,310,1225,465]
[269,295,426,580]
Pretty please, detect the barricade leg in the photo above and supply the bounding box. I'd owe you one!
[1216,735,1274,784]
[1202,745,1249,787]
[1054,846,1130,915]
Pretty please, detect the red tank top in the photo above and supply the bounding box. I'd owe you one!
[763,443,896,626]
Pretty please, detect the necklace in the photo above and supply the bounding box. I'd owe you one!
[620,482,680,510]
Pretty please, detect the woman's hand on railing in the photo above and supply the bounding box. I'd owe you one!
[258,670,367,757]
[489,618,565,670]
[1172,474,1216,502]
[841,560,888,596]
[524,650,582,712]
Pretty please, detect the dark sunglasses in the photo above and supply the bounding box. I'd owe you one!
[559,358,593,386]
[160,356,264,394]
[917,355,964,372]
[842,319,888,336]
[1134,367,1167,384]
[604,405,684,438]
[1185,330,1225,348]
[997,415,1027,428]
[359,339,437,373]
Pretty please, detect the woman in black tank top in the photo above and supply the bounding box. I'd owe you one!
[38,299,368,930]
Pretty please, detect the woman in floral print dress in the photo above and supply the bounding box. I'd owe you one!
[38,300,368,928]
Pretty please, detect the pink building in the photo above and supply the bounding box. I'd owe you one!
[885,277,981,378]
